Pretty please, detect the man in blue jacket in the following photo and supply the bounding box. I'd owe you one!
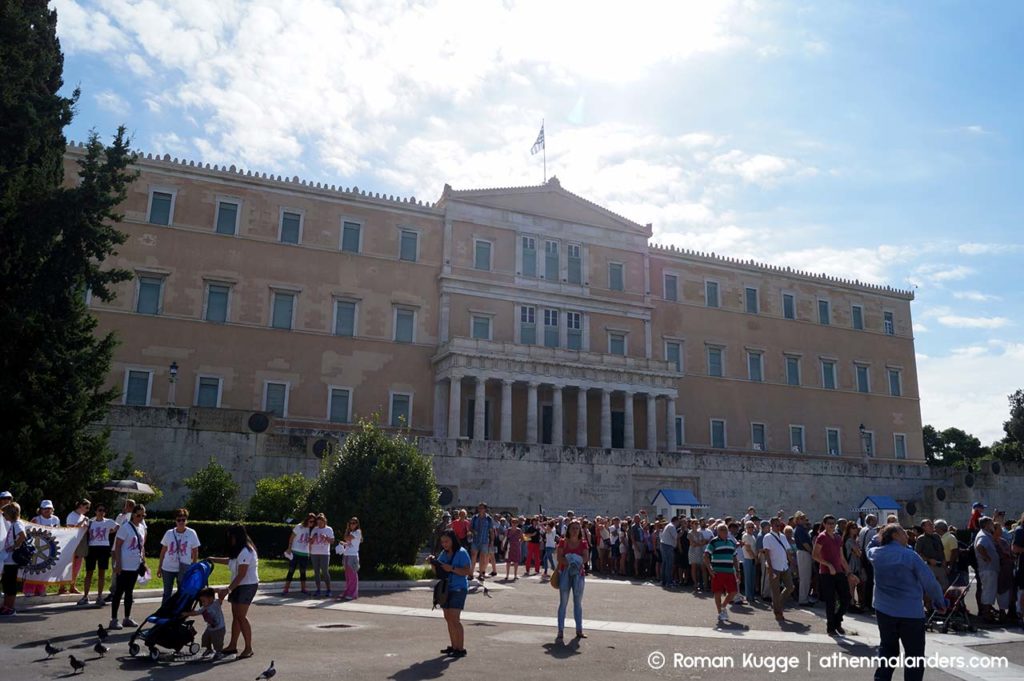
[868,523,949,681]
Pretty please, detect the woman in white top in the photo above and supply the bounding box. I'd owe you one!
[211,524,260,659]
[110,503,147,630]
[309,513,335,597]
[1,502,27,617]
[338,517,362,601]
[79,503,118,607]
[157,508,201,604]
[283,513,314,596]
[25,500,60,596]
[62,498,91,595]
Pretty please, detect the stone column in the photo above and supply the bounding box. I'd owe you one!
[500,380,513,443]
[576,387,588,447]
[473,377,486,441]
[646,394,657,451]
[666,395,677,451]
[433,381,446,436]
[447,374,462,439]
[600,389,612,448]
[623,391,635,449]
[552,385,564,446]
[526,382,539,444]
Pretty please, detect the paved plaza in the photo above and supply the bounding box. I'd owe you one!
[1,576,1021,681]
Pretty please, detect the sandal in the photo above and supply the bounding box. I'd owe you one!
[237,650,254,659]
[221,649,238,656]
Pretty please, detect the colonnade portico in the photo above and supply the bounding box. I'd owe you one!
[441,372,679,450]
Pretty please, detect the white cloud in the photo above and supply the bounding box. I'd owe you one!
[52,0,129,52]
[918,341,1024,443]
[936,315,1011,330]
[915,323,929,333]
[958,242,1024,256]
[960,125,990,135]
[709,150,818,186]
[94,90,129,116]
[123,53,153,78]
[952,290,1000,302]
[909,263,974,287]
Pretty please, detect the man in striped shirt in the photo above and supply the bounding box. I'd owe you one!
[704,523,741,624]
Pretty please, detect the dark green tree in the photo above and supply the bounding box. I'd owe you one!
[247,473,312,522]
[937,427,988,470]
[991,389,1024,462]
[922,424,944,466]
[304,418,440,569]
[182,459,243,521]
[0,0,136,510]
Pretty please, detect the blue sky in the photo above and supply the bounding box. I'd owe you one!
[53,0,1023,442]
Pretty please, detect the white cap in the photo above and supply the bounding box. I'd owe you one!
[0,491,12,499]
[40,499,54,509]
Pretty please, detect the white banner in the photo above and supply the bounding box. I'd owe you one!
[18,522,87,586]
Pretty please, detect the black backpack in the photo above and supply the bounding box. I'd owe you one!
[432,576,449,610]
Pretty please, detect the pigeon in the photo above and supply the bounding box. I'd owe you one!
[69,655,85,674]
[96,623,108,641]
[45,640,64,658]
[93,641,109,657]
[256,660,276,679]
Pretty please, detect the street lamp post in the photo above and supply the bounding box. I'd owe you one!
[168,361,179,405]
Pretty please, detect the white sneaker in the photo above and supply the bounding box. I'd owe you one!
[122,617,139,628]
[109,618,123,630]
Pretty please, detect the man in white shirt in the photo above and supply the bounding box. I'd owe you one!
[763,518,795,621]
[858,514,879,611]
[659,517,680,588]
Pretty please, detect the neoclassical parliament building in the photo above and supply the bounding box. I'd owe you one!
[69,143,923,462]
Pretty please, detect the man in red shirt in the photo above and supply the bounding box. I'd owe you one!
[450,509,470,543]
[813,514,859,636]
[967,502,985,537]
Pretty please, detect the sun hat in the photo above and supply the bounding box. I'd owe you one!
[40,499,54,509]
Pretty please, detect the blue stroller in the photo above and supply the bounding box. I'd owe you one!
[128,561,214,661]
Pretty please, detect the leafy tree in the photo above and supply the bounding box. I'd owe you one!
[992,389,1024,462]
[182,458,243,520]
[0,0,136,510]
[247,473,312,522]
[922,425,944,466]
[938,427,989,470]
[304,418,440,568]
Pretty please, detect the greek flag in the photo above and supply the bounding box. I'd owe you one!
[530,123,545,155]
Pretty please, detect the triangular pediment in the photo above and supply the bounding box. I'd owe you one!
[444,177,650,235]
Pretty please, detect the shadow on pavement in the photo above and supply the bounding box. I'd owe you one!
[387,655,454,680]
[543,638,582,658]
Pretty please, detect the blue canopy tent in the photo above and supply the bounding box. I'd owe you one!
[651,489,709,519]
[853,495,901,521]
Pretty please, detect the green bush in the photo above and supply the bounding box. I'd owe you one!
[143,520,292,558]
[304,418,440,569]
[247,473,312,522]
[182,458,243,520]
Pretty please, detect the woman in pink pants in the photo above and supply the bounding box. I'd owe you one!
[337,517,362,601]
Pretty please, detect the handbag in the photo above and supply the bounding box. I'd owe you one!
[128,523,148,577]
[432,575,449,609]
[549,568,560,589]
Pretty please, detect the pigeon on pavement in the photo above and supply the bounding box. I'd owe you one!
[256,660,277,679]
[69,655,86,674]
[96,623,108,641]
[45,641,63,658]
[93,641,109,657]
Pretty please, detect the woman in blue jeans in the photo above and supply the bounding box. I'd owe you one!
[555,520,590,641]
[541,521,557,578]
[741,521,758,603]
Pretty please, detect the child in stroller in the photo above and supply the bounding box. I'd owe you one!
[129,560,214,661]
[925,570,976,633]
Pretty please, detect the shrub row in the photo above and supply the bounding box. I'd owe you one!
[144,520,292,559]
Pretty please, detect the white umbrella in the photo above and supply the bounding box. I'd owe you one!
[102,479,156,495]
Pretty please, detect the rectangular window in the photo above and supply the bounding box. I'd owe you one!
[707,347,724,377]
[705,280,719,308]
[884,311,895,336]
[341,221,361,253]
[542,309,559,347]
[852,304,864,330]
[474,240,492,271]
[745,287,759,314]
[609,262,624,291]
[894,433,907,459]
[567,244,582,284]
[195,376,221,408]
[329,388,351,424]
[666,341,682,372]
[394,308,415,343]
[609,332,626,356]
[786,356,801,386]
[124,370,152,406]
[751,423,766,451]
[271,291,295,330]
[280,211,301,244]
[827,428,841,456]
[148,191,172,225]
[399,230,418,262]
[747,351,763,382]
[136,276,163,315]
[520,305,536,344]
[566,312,582,350]
[263,382,288,417]
[790,425,805,453]
[334,300,356,337]
[521,236,536,277]
[783,293,795,320]
[664,274,678,301]
[888,369,902,397]
[472,315,491,340]
[856,365,870,393]
[710,419,726,449]
[205,284,229,323]
[544,240,559,280]
[215,201,239,235]
[818,299,831,325]
[390,393,411,428]
[675,416,684,448]
[821,360,837,390]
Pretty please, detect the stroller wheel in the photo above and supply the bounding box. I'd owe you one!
[129,643,140,657]
[940,624,949,634]
[188,643,200,656]
[149,647,161,662]
[968,625,977,633]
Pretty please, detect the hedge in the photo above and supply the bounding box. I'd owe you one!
[143,520,292,559]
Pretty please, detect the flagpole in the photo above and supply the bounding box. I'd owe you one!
[542,118,546,183]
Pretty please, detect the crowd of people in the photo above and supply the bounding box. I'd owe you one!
[281,512,363,601]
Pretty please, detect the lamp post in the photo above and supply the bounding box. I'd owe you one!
[168,361,179,405]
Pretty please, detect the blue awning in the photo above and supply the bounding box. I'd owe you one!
[651,489,709,508]
[853,495,900,512]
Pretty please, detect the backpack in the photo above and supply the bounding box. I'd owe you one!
[431,575,449,610]
[12,541,35,567]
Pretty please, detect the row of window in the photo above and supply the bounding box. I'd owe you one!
[711,348,904,396]
[685,276,896,334]
[697,417,907,459]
